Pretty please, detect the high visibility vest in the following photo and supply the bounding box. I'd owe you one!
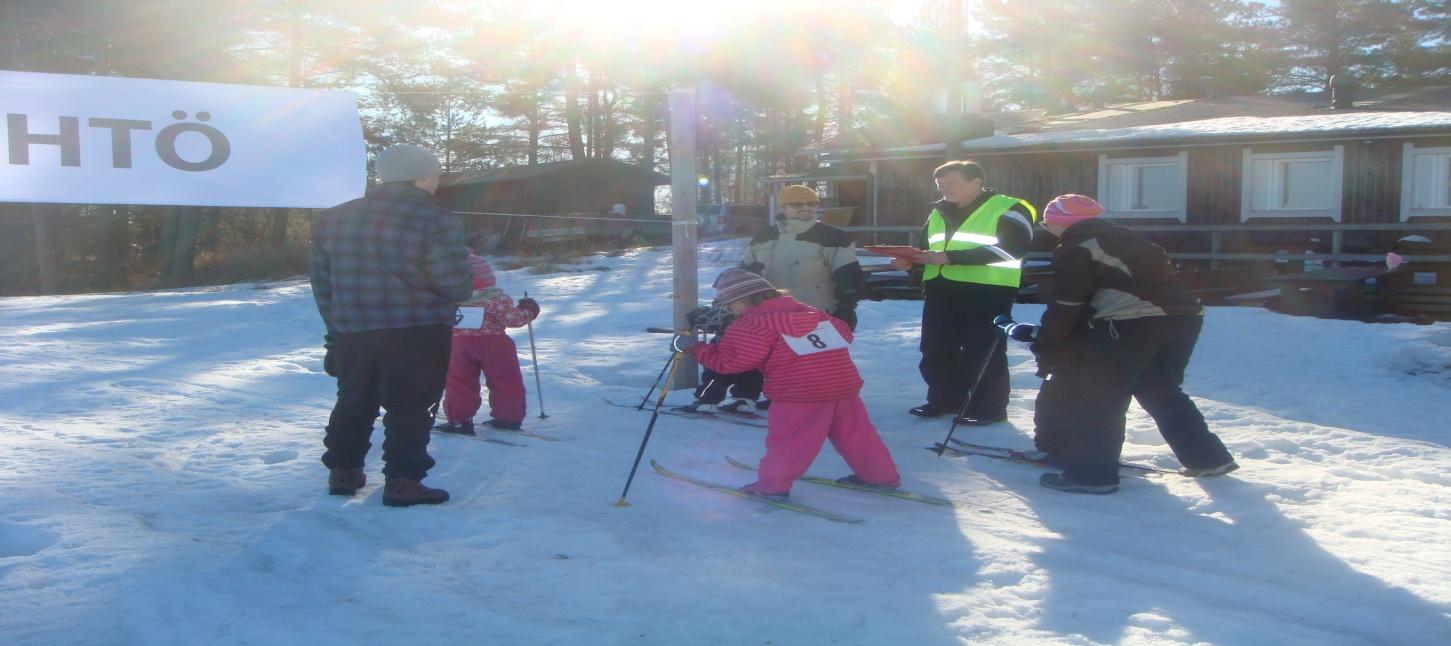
[922,194,1037,287]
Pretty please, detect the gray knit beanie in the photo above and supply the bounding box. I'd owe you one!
[375,144,442,183]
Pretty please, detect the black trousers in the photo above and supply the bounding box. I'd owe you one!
[322,324,452,480]
[1033,316,1232,485]
[918,280,1016,418]
[695,367,763,404]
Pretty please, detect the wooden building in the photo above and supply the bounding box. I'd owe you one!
[804,88,1451,258]
[437,159,670,247]
[797,88,1451,316]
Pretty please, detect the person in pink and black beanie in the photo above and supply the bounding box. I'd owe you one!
[438,253,540,435]
[1029,194,1236,494]
[674,268,900,500]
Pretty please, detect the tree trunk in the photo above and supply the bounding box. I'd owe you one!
[95,206,129,289]
[587,80,599,159]
[200,208,220,251]
[170,206,199,282]
[160,206,199,282]
[565,60,585,160]
[600,86,617,159]
[734,142,745,203]
[638,92,658,211]
[527,92,540,166]
[30,204,53,294]
[159,208,179,279]
[269,3,304,250]
[813,76,828,147]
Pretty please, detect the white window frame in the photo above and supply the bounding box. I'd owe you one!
[1240,145,1344,222]
[1096,152,1189,222]
[1401,143,1451,220]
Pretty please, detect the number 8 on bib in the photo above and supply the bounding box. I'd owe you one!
[782,320,850,356]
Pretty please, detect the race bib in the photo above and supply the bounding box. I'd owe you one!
[782,320,850,356]
[454,306,485,329]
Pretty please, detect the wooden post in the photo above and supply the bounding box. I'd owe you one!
[668,85,699,389]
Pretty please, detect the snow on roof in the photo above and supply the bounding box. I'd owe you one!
[874,111,1451,156]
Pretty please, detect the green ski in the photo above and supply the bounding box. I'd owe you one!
[724,455,953,507]
[649,460,863,524]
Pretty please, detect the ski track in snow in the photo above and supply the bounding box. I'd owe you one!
[2,241,1449,644]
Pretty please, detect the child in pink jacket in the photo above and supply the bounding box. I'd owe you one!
[680,268,900,499]
[440,254,539,434]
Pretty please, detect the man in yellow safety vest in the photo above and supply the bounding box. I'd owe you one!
[892,160,1037,424]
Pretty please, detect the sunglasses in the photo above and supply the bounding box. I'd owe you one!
[783,202,819,209]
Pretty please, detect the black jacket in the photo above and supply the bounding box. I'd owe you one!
[1034,218,1203,353]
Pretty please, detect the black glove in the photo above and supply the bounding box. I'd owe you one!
[323,334,338,377]
[1029,342,1061,379]
[517,297,540,318]
[671,334,698,353]
[831,305,858,332]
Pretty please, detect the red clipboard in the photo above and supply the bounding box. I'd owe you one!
[863,245,932,264]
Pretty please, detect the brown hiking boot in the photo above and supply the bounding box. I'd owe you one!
[328,468,366,496]
[382,477,450,507]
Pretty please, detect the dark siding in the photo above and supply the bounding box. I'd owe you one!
[1187,147,1241,226]
[874,158,939,227]
[982,151,1097,213]
[863,133,1451,257]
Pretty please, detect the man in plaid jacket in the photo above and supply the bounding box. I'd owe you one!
[310,144,473,507]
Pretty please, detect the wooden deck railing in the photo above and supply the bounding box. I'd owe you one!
[845,222,1451,265]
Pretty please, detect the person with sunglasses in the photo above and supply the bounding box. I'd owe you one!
[680,185,866,416]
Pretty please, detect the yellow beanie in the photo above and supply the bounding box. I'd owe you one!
[776,185,818,205]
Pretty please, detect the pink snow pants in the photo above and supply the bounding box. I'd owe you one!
[754,396,901,494]
[444,334,526,424]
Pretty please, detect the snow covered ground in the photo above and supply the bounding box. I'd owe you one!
[2,240,1450,645]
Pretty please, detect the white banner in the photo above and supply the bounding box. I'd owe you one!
[0,71,366,208]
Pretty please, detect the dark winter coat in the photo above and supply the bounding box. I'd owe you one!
[310,182,473,333]
[1033,218,1203,362]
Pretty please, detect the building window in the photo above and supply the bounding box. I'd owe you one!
[1402,144,1451,219]
[1241,146,1344,221]
[1097,152,1188,221]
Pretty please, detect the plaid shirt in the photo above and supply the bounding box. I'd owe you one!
[310,182,473,333]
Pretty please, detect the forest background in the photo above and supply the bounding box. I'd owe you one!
[0,0,1446,295]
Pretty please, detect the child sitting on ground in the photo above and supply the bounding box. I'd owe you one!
[675,268,900,499]
[439,254,539,434]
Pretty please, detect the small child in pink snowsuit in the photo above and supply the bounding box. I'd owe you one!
[442,254,539,433]
[682,268,900,498]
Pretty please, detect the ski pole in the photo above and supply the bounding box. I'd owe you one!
[934,326,1008,456]
[637,350,679,409]
[524,290,548,420]
[616,348,685,507]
